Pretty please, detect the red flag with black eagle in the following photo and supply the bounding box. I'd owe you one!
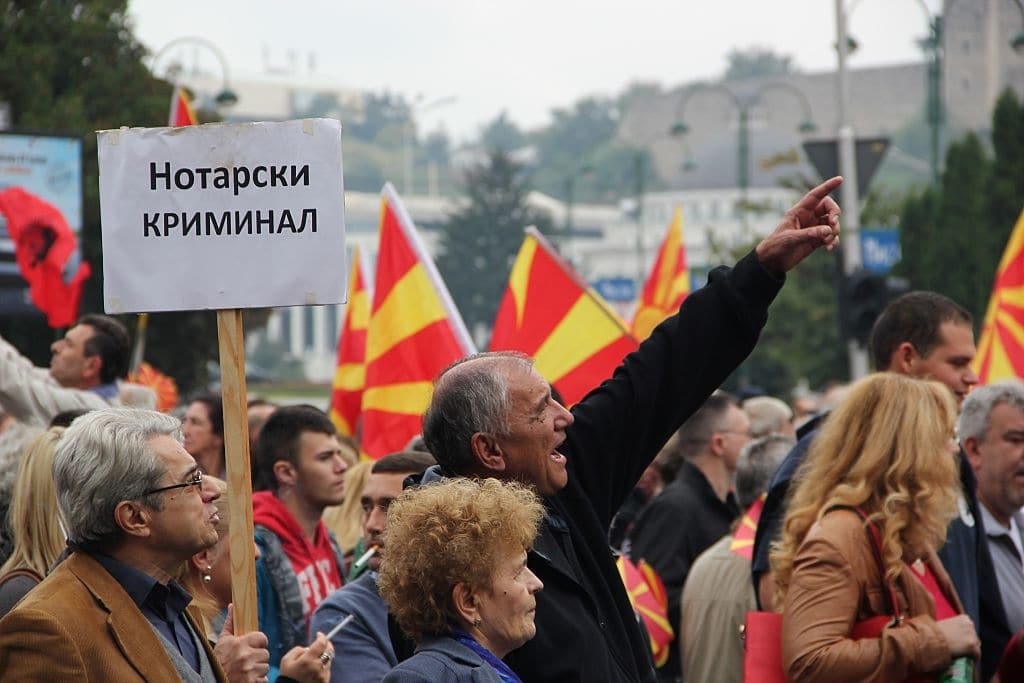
[0,187,91,328]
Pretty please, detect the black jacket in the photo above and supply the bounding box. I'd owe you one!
[498,251,781,682]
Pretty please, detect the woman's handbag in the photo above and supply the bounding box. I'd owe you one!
[741,507,905,683]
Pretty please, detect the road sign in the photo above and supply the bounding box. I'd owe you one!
[802,137,890,199]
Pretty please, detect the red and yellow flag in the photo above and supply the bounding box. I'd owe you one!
[329,247,370,439]
[631,207,690,341]
[360,184,476,458]
[616,556,674,668]
[974,208,1024,383]
[729,495,765,560]
[489,228,636,406]
[169,86,198,127]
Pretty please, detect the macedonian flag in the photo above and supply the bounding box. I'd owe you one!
[631,207,690,341]
[489,227,637,406]
[616,556,674,668]
[169,86,198,127]
[974,207,1024,383]
[329,247,370,439]
[360,184,476,458]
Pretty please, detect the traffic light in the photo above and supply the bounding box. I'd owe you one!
[840,269,909,345]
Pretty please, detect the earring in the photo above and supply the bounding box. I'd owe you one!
[202,566,213,583]
[473,617,481,627]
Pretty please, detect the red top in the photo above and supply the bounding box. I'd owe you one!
[910,560,958,620]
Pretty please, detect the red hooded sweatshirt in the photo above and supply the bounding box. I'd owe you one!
[252,490,342,619]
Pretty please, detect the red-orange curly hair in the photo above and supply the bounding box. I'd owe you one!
[377,477,544,641]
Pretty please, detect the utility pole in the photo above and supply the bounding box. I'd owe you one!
[836,0,869,379]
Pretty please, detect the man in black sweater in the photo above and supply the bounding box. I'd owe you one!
[419,177,843,682]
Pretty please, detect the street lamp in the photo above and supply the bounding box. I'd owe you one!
[149,36,239,113]
[670,81,816,235]
[403,94,457,195]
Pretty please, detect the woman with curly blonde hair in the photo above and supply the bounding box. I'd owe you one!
[771,373,980,682]
[378,478,544,683]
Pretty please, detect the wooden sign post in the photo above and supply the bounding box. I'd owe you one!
[97,118,347,632]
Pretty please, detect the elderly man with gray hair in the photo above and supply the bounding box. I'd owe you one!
[679,434,794,683]
[958,381,1024,653]
[0,407,269,682]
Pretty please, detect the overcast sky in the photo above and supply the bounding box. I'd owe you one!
[128,0,942,141]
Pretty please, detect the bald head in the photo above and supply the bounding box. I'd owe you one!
[422,352,532,475]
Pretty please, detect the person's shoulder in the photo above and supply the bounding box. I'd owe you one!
[801,508,872,558]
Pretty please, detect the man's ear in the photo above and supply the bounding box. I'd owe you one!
[708,432,727,458]
[82,354,102,383]
[273,460,297,488]
[470,432,507,473]
[961,436,983,473]
[451,581,479,627]
[891,341,919,374]
[114,500,152,539]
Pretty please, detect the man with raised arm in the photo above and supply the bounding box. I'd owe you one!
[416,178,843,683]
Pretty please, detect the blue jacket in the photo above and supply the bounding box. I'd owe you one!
[309,572,396,683]
[382,636,502,683]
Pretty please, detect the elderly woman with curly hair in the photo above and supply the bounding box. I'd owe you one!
[771,373,980,682]
[378,478,544,683]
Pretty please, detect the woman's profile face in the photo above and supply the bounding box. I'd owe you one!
[473,547,544,657]
[183,401,223,465]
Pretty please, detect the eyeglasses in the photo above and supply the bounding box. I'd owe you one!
[718,429,753,438]
[143,470,204,496]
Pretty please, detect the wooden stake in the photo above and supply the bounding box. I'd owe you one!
[217,309,258,634]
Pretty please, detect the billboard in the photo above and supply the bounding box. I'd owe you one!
[0,132,83,315]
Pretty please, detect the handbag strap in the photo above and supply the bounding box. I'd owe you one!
[853,506,903,626]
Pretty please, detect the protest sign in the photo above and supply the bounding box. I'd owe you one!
[97,118,347,313]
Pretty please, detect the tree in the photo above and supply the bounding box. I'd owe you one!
[0,0,220,395]
[479,111,527,153]
[435,149,554,337]
[989,89,1024,254]
[531,97,622,202]
[723,47,795,81]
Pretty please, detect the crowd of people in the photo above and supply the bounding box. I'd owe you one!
[0,174,1020,682]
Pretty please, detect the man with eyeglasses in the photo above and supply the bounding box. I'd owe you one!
[0,407,271,681]
[626,392,750,682]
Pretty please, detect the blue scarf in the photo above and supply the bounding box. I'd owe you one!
[450,627,522,683]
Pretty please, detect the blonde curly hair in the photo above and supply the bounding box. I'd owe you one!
[377,477,544,641]
[771,373,959,606]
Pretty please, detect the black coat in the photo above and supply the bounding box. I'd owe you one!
[502,251,782,683]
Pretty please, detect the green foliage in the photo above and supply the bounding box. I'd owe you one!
[479,111,527,152]
[893,89,1024,329]
[725,249,847,396]
[435,149,554,336]
[0,0,220,395]
[723,47,795,82]
[989,89,1024,246]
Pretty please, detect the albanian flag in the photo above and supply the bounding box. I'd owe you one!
[0,187,91,328]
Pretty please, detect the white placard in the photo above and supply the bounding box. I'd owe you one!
[97,118,347,313]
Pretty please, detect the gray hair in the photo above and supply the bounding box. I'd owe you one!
[735,434,794,509]
[53,407,182,550]
[422,352,531,475]
[958,380,1024,444]
[743,396,793,439]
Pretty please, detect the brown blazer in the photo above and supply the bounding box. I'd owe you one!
[781,508,963,682]
[0,551,228,681]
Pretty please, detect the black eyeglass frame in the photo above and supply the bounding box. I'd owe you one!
[143,470,204,496]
